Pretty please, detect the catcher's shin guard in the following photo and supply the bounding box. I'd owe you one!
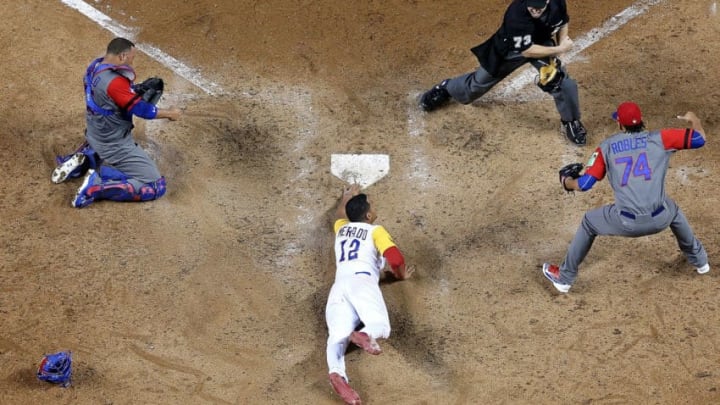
[96,181,137,202]
[91,167,167,202]
[138,177,166,201]
[92,179,166,202]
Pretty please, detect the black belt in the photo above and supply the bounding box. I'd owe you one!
[620,205,665,220]
[355,271,371,276]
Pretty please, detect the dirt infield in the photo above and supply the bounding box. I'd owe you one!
[2,0,720,404]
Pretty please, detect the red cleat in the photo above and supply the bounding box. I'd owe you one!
[542,263,571,293]
[329,373,362,404]
[349,331,382,355]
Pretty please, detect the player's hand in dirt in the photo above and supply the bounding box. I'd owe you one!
[343,184,361,198]
[401,264,416,280]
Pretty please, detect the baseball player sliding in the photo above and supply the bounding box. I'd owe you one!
[325,184,414,404]
[543,102,709,293]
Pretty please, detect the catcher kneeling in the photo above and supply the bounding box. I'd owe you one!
[51,37,182,208]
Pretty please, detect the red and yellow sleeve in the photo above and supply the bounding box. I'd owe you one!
[371,225,397,254]
[372,226,405,271]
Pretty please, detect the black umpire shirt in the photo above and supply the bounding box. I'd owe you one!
[471,0,569,76]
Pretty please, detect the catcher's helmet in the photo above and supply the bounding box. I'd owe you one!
[37,351,72,386]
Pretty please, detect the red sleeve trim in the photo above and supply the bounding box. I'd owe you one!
[660,128,690,150]
[584,147,606,180]
[382,246,405,271]
[106,76,141,111]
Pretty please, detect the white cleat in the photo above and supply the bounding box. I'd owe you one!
[51,153,86,184]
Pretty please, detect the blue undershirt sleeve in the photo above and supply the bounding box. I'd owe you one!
[690,130,705,149]
[129,101,158,119]
[577,174,597,192]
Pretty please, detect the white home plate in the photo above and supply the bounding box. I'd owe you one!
[331,154,389,188]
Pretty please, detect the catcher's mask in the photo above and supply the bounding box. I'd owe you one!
[37,351,72,386]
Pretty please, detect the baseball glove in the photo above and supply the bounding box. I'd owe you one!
[37,351,72,386]
[558,162,583,192]
[537,58,565,93]
[133,77,164,105]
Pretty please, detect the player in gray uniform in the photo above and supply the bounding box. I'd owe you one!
[53,37,181,208]
[542,102,709,293]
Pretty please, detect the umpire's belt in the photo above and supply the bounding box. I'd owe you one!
[620,205,665,220]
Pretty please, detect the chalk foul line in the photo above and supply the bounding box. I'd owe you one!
[60,0,222,95]
[491,0,665,100]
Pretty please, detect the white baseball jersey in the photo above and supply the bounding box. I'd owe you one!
[333,219,396,282]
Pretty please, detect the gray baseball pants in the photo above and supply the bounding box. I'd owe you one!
[557,198,708,285]
[445,54,581,122]
[90,138,162,190]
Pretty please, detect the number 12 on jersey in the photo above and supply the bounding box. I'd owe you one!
[339,239,360,261]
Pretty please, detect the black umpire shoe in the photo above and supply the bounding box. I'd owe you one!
[561,119,587,146]
[419,79,451,112]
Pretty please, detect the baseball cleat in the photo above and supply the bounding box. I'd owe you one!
[349,331,382,355]
[542,263,571,293]
[71,169,99,208]
[696,263,710,274]
[419,79,451,112]
[561,119,587,146]
[52,153,86,184]
[329,373,362,405]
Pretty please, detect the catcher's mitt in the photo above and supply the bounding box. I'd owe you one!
[133,77,164,105]
[37,351,72,387]
[558,162,583,192]
[537,58,565,93]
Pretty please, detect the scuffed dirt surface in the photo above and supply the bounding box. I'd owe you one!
[2,1,720,404]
